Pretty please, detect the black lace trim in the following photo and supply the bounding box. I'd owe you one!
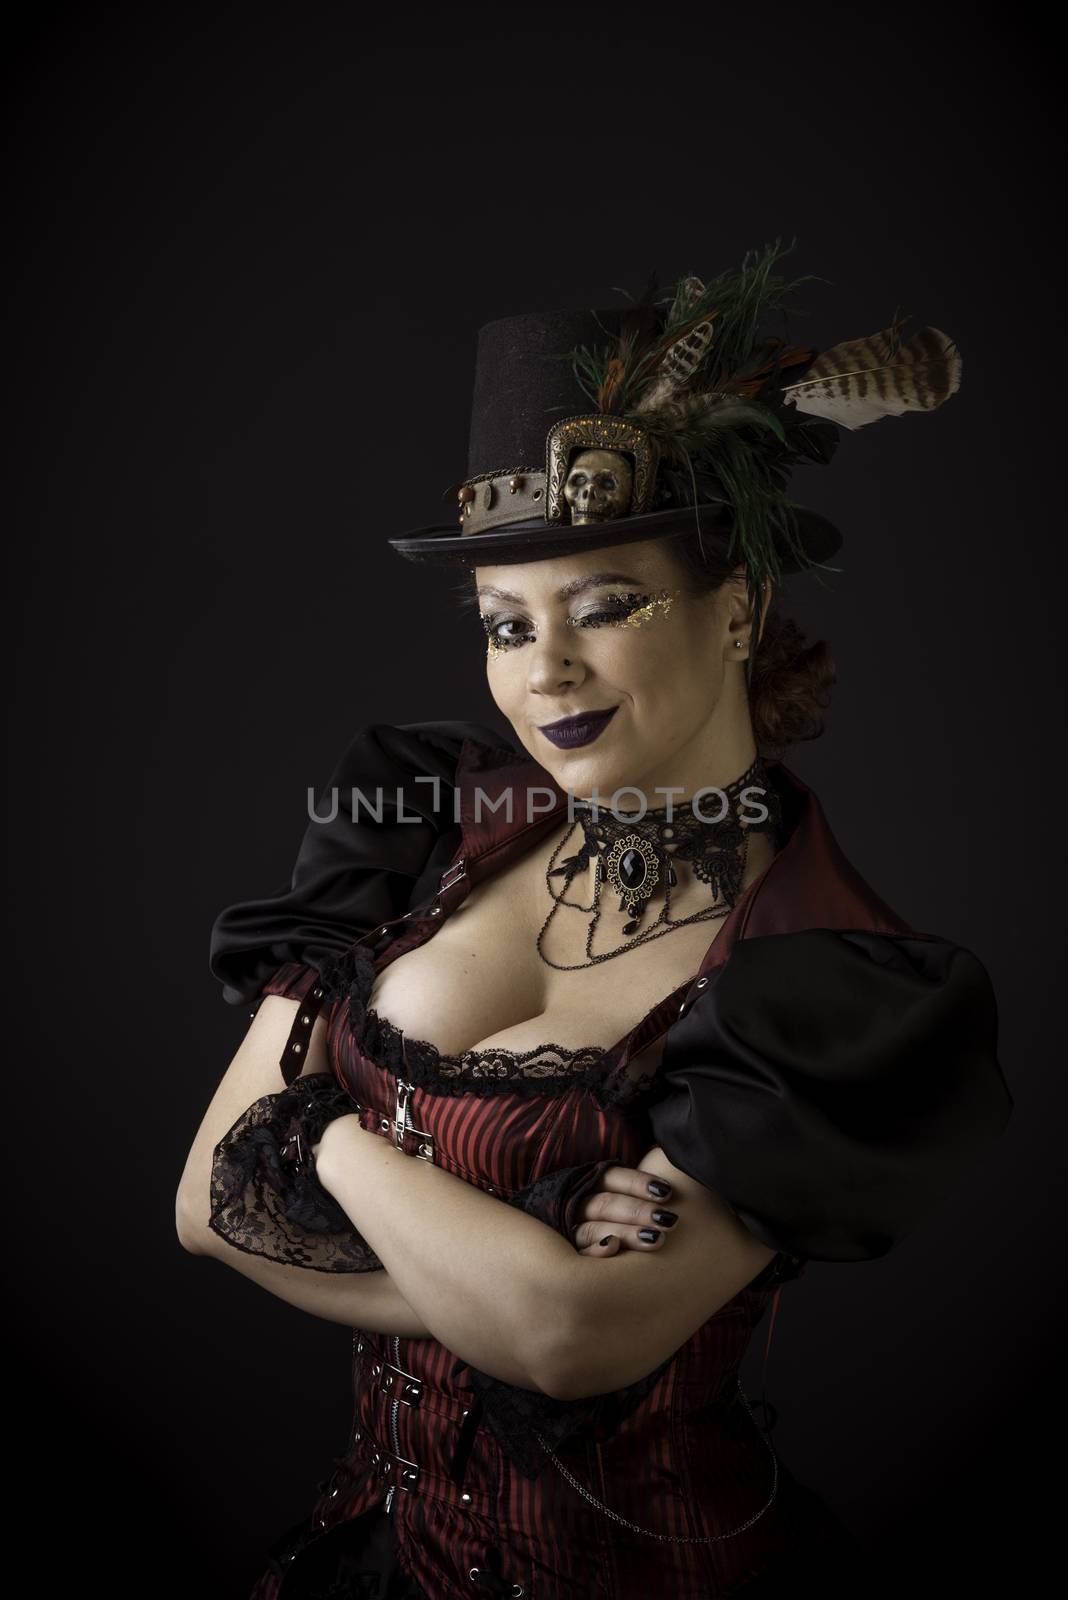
[209,1073,384,1272]
[317,943,665,1111]
[450,1349,675,1482]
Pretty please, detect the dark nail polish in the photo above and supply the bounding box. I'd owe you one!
[651,1210,678,1227]
[647,1180,671,1198]
[599,1234,614,1246]
[638,1228,661,1243]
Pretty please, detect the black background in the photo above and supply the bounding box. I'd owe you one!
[6,5,1062,1594]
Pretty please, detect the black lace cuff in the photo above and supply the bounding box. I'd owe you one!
[504,1158,619,1237]
[209,1073,383,1272]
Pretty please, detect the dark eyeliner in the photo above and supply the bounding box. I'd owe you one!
[480,590,657,651]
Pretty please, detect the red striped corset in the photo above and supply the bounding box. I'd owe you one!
[253,957,818,1599]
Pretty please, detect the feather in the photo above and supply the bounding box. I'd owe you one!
[625,392,809,583]
[595,280,663,411]
[781,322,962,430]
[597,356,628,413]
[633,317,718,413]
[722,339,816,397]
[564,241,816,417]
[631,392,784,456]
[667,274,706,324]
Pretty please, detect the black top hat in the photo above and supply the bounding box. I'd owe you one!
[388,244,962,584]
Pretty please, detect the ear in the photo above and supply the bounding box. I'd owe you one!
[725,572,773,660]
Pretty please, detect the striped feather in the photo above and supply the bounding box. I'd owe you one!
[633,318,718,413]
[782,322,962,429]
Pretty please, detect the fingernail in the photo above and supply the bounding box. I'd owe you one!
[651,1210,678,1227]
[638,1228,661,1243]
[599,1234,614,1246]
[647,1180,671,1198]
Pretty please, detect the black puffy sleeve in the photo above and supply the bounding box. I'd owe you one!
[648,929,1014,1262]
[206,717,511,1271]
[209,718,511,1007]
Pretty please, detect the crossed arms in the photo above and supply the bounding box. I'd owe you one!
[176,994,774,1399]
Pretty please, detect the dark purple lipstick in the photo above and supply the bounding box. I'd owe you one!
[538,706,618,749]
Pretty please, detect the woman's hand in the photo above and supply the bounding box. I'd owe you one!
[310,1114,365,1181]
[571,1165,679,1257]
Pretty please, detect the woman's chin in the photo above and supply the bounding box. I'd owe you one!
[537,744,634,802]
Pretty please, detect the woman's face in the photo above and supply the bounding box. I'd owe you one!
[474,539,760,805]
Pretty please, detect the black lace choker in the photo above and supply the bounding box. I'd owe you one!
[536,756,782,970]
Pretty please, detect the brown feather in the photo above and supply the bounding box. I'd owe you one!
[782,323,962,429]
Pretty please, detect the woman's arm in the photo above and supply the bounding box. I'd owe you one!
[186,1241,434,1334]
[176,994,432,1337]
[316,1116,776,1399]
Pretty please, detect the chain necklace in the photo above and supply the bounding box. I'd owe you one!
[536,755,781,971]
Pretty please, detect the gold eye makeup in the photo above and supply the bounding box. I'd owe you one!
[481,589,677,656]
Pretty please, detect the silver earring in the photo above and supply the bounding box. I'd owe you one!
[734,640,744,649]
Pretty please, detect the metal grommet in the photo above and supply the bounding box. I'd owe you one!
[429,906,442,916]
[461,1491,472,1503]
[469,1570,480,1582]
[512,1588,524,1597]
[291,1042,302,1054]
[301,1014,311,1025]
[354,1429,361,1440]
[312,988,323,998]
[696,976,709,988]
[678,1002,686,1016]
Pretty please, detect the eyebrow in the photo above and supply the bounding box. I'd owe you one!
[475,571,645,606]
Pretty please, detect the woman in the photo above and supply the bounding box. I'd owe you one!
[178,246,1012,1598]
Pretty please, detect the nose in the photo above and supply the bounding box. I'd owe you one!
[524,625,584,695]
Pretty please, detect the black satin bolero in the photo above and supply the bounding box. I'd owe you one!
[209,718,509,1007]
[650,927,1013,1263]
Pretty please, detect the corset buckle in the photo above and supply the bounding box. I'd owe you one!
[377,1358,424,1408]
[393,1078,436,1162]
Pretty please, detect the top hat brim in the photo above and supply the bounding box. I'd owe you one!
[388,498,843,574]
